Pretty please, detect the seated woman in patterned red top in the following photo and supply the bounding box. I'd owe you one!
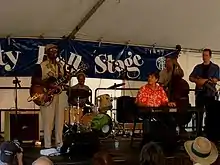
[136,72,178,150]
[136,72,175,107]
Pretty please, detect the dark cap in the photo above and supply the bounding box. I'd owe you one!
[0,141,20,164]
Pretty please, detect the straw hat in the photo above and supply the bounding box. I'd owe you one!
[45,44,57,53]
[184,137,218,165]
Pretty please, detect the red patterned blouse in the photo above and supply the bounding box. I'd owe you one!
[136,84,168,107]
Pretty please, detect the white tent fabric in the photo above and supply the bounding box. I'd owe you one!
[0,0,220,50]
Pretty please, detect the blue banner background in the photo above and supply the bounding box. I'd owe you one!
[0,38,175,81]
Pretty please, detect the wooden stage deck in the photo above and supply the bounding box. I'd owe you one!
[21,138,193,165]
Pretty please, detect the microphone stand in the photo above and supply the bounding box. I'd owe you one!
[12,76,21,140]
[112,70,127,137]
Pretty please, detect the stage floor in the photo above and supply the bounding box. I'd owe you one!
[23,138,139,165]
[21,137,193,165]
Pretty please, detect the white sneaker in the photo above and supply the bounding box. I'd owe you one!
[40,148,60,156]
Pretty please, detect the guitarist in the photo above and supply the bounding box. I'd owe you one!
[31,44,68,151]
[189,48,219,140]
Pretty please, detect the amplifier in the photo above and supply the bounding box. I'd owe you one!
[116,96,137,123]
[4,111,40,142]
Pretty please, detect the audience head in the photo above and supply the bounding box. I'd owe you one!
[184,136,218,165]
[0,141,22,165]
[140,142,165,165]
[32,156,53,165]
[147,72,159,85]
[92,151,114,165]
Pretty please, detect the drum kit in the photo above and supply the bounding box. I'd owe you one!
[64,89,114,139]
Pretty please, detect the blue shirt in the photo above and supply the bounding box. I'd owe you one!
[189,62,220,97]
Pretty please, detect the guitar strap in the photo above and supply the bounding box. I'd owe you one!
[57,63,62,78]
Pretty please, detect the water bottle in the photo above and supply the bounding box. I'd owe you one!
[176,126,180,136]
[114,138,119,150]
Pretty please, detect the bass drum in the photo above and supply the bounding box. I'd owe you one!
[81,113,113,139]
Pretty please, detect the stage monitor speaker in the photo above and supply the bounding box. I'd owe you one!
[116,96,137,123]
[61,132,100,158]
[4,111,40,142]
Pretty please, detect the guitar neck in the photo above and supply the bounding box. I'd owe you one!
[53,68,83,86]
[54,76,67,86]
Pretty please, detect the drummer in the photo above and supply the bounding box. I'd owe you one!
[67,72,92,114]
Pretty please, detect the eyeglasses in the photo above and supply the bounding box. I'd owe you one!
[49,48,58,52]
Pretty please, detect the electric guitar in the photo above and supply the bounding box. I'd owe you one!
[196,77,217,93]
[27,64,87,106]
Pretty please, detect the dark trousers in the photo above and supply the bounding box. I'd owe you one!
[195,94,218,140]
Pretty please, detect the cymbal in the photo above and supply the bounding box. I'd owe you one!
[67,89,91,98]
[107,83,125,89]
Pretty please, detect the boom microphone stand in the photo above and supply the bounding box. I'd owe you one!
[108,82,126,137]
[13,76,21,140]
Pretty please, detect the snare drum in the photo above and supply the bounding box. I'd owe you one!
[81,113,113,138]
[64,107,83,124]
[96,94,113,113]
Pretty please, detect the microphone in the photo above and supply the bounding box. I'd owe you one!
[176,45,181,52]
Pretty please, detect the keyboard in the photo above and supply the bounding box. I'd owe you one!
[138,106,198,113]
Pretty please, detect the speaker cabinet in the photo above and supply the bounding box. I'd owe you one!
[4,111,40,142]
[116,96,137,123]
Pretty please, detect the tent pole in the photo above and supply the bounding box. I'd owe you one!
[67,0,107,39]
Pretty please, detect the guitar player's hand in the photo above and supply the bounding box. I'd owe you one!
[196,78,208,87]
[210,78,218,83]
[50,84,60,90]
[49,84,58,88]
[62,85,69,90]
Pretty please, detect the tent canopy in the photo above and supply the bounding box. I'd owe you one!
[1,0,220,50]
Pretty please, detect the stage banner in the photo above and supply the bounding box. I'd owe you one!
[0,38,176,81]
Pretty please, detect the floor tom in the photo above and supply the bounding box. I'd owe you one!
[96,94,113,113]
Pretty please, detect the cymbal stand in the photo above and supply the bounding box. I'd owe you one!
[68,81,71,127]
[76,97,81,133]
[109,83,116,119]
[63,73,73,138]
